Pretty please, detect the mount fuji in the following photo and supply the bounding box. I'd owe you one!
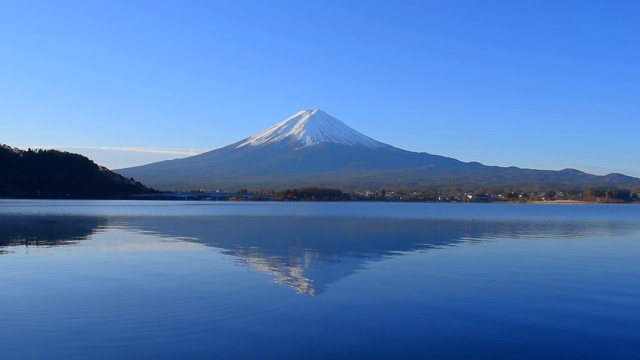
[116,109,640,190]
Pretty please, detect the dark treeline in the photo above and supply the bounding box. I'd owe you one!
[364,188,639,203]
[0,145,156,199]
[241,187,639,203]
[276,187,350,201]
[584,189,633,202]
[475,188,638,203]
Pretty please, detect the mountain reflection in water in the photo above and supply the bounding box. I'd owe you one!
[120,216,629,295]
[119,217,481,295]
[1,212,623,295]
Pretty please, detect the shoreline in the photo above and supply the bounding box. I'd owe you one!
[530,200,587,205]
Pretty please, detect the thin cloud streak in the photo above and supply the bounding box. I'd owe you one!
[35,146,207,156]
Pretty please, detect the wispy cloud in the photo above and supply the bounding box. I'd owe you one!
[34,146,206,156]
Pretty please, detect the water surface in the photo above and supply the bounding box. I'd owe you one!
[1,200,639,359]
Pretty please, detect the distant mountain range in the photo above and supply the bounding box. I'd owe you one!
[117,109,640,191]
[0,145,156,199]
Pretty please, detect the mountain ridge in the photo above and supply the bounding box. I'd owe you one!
[116,110,640,191]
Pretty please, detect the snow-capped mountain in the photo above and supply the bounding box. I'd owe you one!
[236,109,390,149]
[116,109,640,190]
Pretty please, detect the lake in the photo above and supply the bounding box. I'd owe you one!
[1,200,639,359]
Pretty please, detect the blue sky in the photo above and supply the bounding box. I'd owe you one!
[2,0,639,176]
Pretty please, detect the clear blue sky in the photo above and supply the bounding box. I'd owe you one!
[2,0,639,176]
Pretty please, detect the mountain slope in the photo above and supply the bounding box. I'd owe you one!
[0,145,156,198]
[116,110,640,191]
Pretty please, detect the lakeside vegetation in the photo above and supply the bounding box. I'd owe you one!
[205,187,640,203]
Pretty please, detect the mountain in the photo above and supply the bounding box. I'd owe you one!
[116,109,640,191]
[0,145,157,199]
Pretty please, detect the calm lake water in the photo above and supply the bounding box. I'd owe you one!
[1,200,639,359]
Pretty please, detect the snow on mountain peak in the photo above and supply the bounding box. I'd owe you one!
[236,109,389,149]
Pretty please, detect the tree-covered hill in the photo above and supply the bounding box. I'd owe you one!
[0,145,156,199]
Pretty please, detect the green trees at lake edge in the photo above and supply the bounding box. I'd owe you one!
[234,187,640,203]
[0,145,157,199]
